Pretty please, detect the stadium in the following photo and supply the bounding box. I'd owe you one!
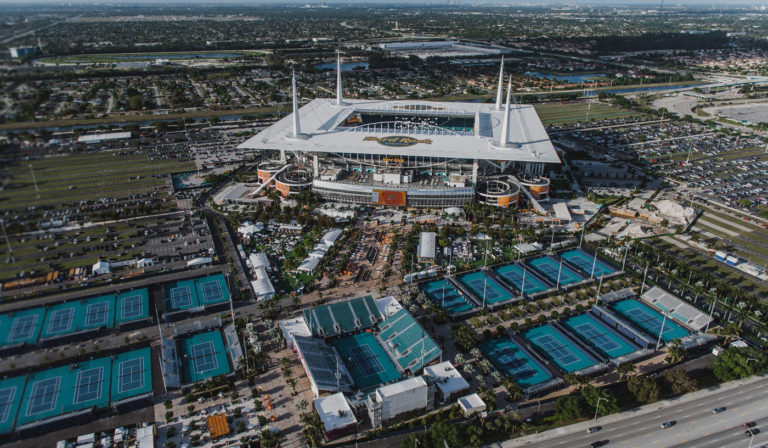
[281,296,443,426]
[237,58,560,208]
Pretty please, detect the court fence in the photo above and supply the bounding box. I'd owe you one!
[172,316,222,337]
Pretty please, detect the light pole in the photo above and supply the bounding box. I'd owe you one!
[641,263,649,295]
[656,310,670,351]
[594,396,607,420]
[549,225,555,254]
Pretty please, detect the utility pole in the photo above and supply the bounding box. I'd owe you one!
[0,219,13,263]
[28,164,40,199]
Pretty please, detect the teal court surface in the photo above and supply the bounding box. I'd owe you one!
[528,255,583,286]
[564,314,637,358]
[560,249,616,277]
[494,263,548,294]
[421,279,476,314]
[115,289,150,325]
[164,279,200,312]
[333,332,402,391]
[524,324,598,373]
[180,331,231,383]
[111,348,153,402]
[458,271,514,305]
[480,338,552,388]
[194,274,230,306]
[0,289,150,347]
[612,300,689,342]
[0,308,46,347]
[41,295,115,339]
[1,347,152,433]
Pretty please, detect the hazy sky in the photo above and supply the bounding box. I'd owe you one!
[0,0,765,5]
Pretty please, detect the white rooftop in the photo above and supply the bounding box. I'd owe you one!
[418,232,437,260]
[375,296,403,318]
[553,202,572,222]
[239,98,559,164]
[314,393,357,432]
[423,361,470,396]
[376,376,427,399]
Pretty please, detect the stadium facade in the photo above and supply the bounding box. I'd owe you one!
[239,56,560,208]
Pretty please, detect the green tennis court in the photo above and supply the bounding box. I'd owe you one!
[180,331,231,383]
[40,295,114,339]
[524,324,598,373]
[0,376,26,434]
[421,279,477,314]
[480,338,552,387]
[458,271,514,304]
[528,255,583,286]
[164,279,200,312]
[612,299,689,342]
[564,314,636,358]
[16,357,111,426]
[0,308,46,346]
[333,332,401,391]
[115,289,150,325]
[111,347,153,401]
[194,274,230,306]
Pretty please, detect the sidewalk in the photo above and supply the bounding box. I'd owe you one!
[491,374,768,447]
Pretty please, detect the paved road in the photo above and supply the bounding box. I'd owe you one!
[502,376,768,448]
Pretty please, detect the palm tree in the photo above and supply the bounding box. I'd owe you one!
[666,339,685,364]
[300,413,323,448]
[617,362,636,381]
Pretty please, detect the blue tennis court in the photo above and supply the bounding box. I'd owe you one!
[164,279,200,312]
[480,338,552,387]
[115,289,150,325]
[0,376,26,434]
[524,325,597,373]
[564,314,636,358]
[180,330,231,383]
[0,348,153,434]
[421,280,477,314]
[195,274,230,305]
[458,271,514,305]
[528,255,583,286]
[16,356,111,426]
[0,308,46,346]
[81,295,114,330]
[111,348,153,401]
[561,249,616,277]
[494,263,547,294]
[612,300,689,342]
[333,332,402,391]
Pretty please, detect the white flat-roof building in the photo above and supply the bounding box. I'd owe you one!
[77,132,132,144]
[458,393,486,417]
[418,232,437,263]
[238,59,558,208]
[278,317,312,349]
[314,393,357,441]
[367,376,433,427]
[423,361,470,403]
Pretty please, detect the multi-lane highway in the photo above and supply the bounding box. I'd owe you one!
[501,376,768,448]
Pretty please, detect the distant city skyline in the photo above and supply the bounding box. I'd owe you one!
[0,0,766,6]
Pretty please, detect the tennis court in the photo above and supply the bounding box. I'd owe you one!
[16,357,111,426]
[180,330,231,383]
[480,339,552,387]
[111,347,153,402]
[528,255,583,286]
[0,347,152,434]
[458,271,514,305]
[561,249,616,277]
[195,274,230,306]
[115,289,150,325]
[564,314,636,358]
[0,308,46,347]
[40,295,115,339]
[333,332,401,391]
[612,300,689,342]
[0,376,26,434]
[494,263,548,294]
[164,279,200,312]
[421,279,477,314]
[524,325,597,373]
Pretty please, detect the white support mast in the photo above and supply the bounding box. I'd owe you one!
[495,56,505,110]
[498,76,512,147]
[336,50,344,106]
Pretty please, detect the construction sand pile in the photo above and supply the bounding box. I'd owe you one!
[617,223,655,239]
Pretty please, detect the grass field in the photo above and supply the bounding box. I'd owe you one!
[533,102,640,126]
[0,152,195,209]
